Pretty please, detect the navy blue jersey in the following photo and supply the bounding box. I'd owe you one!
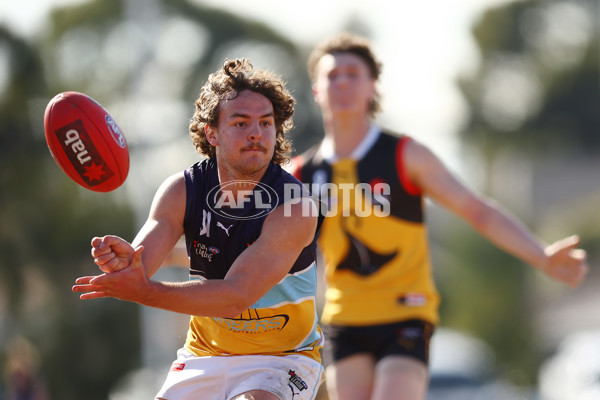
[181,158,324,359]
[183,158,319,279]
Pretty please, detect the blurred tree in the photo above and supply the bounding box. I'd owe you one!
[0,0,323,399]
[436,0,599,386]
[42,0,321,156]
[459,0,598,157]
[0,23,138,400]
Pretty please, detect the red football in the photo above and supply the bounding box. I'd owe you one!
[44,92,129,192]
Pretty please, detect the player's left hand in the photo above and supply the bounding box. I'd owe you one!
[73,245,149,302]
[542,235,589,287]
[91,235,135,273]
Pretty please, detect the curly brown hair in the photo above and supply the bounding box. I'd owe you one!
[307,32,382,118]
[189,58,295,165]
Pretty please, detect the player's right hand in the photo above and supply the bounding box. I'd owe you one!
[543,235,589,288]
[75,246,148,302]
[91,235,134,273]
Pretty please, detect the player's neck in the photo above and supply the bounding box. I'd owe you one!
[323,115,371,158]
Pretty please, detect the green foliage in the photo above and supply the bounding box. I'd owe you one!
[1,1,323,398]
[41,0,322,154]
[0,14,137,400]
[43,300,140,400]
[49,0,125,36]
[433,219,538,382]
[6,0,592,396]
[442,0,599,386]
[459,0,599,154]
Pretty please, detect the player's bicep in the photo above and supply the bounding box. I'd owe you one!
[133,172,186,276]
[405,140,489,221]
[260,198,318,266]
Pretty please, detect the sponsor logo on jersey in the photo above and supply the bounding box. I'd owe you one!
[397,292,427,306]
[336,227,399,276]
[216,221,234,236]
[170,363,185,371]
[192,241,216,262]
[288,370,308,391]
[395,326,424,351]
[212,313,290,333]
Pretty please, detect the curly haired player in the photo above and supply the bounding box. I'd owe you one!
[74,58,324,400]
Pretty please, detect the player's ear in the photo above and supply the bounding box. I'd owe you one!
[312,84,318,99]
[205,124,218,146]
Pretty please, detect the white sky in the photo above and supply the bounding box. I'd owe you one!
[1,0,513,169]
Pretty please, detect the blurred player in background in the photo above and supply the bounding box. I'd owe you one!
[73,58,324,400]
[289,32,589,400]
[4,335,50,400]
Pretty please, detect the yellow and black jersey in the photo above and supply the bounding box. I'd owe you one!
[291,127,440,326]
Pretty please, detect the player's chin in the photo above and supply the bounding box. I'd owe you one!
[241,154,270,172]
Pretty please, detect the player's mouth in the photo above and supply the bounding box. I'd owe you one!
[242,145,267,153]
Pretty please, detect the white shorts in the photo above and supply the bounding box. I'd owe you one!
[155,348,324,400]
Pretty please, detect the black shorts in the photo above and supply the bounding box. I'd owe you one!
[322,319,435,366]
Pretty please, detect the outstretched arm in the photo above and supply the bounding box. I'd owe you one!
[89,172,186,276]
[73,197,318,317]
[404,139,588,287]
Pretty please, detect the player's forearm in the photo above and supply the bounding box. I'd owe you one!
[468,201,548,269]
[137,279,250,318]
[132,220,184,278]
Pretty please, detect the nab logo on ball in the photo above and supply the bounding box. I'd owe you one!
[44,91,129,192]
[55,119,114,186]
